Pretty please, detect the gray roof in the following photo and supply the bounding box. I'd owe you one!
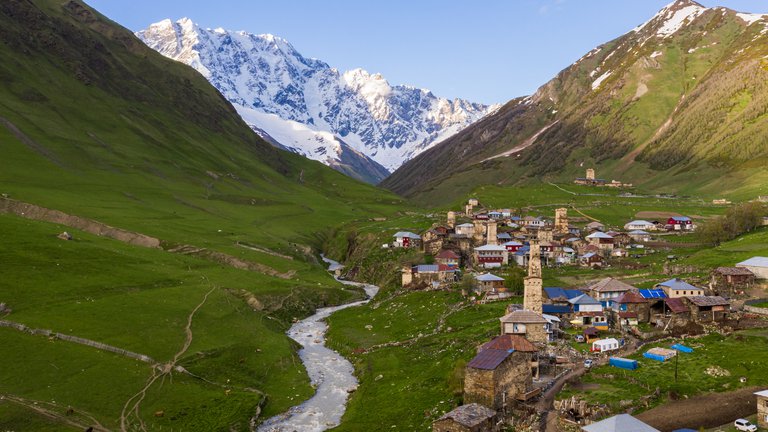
[755,390,768,398]
[687,296,730,307]
[474,244,506,251]
[628,230,650,235]
[582,414,660,432]
[625,220,654,226]
[500,310,548,324]
[656,278,702,292]
[393,231,420,239]
[437,403,496,427]
[414,264,439,273]
[586,231,613,239]
[737,256,768,268]
[476,273,504,282]
[569,293,601,305]
[589,278,636,293]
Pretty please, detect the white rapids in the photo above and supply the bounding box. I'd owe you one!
[256,256,377,432]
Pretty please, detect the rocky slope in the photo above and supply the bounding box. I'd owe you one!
[137,19,497,183]
[382,0,768,203]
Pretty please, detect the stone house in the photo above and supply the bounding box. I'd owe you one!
[585,231,614,251]
[710,266,755,294]
[456,223,475,237]
[585,221,605,232]
[685,296,730,322]
[579,252,604,268]
[474,273,506,293]
[628,230,651,243]
[436,249,461,268]
[756,390,768,430]
[479,334,539,377]
[402,264,456,288]
[432,403,498,432]
[499,310,549,344]
[464,348,534,411]
[612,291,651,323]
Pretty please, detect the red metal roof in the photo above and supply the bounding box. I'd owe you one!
[616,291,647,304]
[480,335,537,353]
[435,249,460,259]
[467,349,512,370]
[618,312,638,318]
[665,297,688,314]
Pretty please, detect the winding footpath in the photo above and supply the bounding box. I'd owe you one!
[257,257,378,432]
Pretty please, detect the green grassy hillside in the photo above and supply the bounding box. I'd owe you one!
[0,0,408,430]
[382,0,768,206]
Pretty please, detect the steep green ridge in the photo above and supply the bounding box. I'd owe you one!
[0,0,407,430]
[382,0,768,205]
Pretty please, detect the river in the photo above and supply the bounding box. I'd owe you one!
[256,256,378,432]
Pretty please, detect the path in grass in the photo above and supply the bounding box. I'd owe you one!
[257,258,378,432]
[119,286,217,432]
[1,394,110,432]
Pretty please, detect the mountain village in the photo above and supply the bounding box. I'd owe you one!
[385,190,768,432]
[5,0,768,431]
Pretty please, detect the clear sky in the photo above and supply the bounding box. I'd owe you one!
[85,0,768,105]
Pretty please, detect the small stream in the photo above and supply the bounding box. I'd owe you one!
[256,256,378,432]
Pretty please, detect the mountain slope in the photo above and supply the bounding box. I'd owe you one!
[0,0,407,430]
[137,19,496,182]
[382,0,768,204]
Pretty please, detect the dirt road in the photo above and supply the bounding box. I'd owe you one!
[636,386,760,432]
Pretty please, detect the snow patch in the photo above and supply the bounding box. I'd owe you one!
[650,51,664,58]
[737,13,767,25]
[633,2,707,38]
[591,71,613,91]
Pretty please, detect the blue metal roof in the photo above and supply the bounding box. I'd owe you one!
[638,289,667,299]
[543,304,571,314]
[544,287,583,300]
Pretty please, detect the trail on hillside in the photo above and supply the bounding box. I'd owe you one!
[1,394,111,432]
[120,286,216,432]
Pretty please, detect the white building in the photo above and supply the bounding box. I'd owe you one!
[737,257,768,279]
[624,220,656,231]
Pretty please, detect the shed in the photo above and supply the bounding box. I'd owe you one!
[591,338,620,352]
[736,257,768,279]
[670,344,693,353]
[433,403,498,432]
[609,357,639,370]
[581,414,660,432]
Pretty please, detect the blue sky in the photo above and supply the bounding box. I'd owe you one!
[85,0,768,104]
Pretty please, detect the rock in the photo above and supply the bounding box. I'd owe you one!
[57,231,72,241]
[374,374,384,381]
[154,411,164,418]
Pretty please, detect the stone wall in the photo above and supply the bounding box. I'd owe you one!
[464,352,533,411]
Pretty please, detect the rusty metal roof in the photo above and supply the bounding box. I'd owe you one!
[664,297,688,314]
[687,296,730,307]
[480,335,537,353]
[467,349,512,370]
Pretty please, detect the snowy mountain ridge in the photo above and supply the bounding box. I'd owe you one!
[137,18,497,181]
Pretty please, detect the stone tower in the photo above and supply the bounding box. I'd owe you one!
[586,168,595,180]
[465,204,474,216]
[447,211,456,229]
[472,219,485,246]
[554,208,569,234]
[401,267,413,287]
[486,220,498,245]
[524,239,543,314]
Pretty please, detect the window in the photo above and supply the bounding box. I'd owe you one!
[764,399,768,408]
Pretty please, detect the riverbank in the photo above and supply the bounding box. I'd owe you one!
[257,257,378,432]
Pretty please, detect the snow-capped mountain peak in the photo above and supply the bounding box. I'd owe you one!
[137,19,496,180]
